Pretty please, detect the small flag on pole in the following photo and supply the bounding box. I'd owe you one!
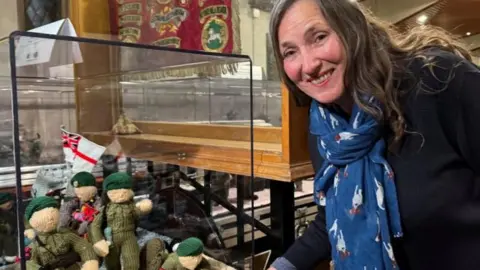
[61,126,106,173]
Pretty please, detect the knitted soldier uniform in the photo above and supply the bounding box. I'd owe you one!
[59,172,101,236]
[0,193,18,264]
[162,237,213,270]
[25,196,98,270]
[89,172,141,270]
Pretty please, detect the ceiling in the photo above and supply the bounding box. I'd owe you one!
[252,0,480,51]
[362,0,480,50]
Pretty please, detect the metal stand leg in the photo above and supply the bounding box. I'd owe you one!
[269,180,296,260]
[204,170,212,217]
[236,175,245,246]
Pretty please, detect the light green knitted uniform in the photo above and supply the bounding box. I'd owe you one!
[89,202,140,270]
[27,229,97,270]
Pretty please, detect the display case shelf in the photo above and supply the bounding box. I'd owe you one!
[83,120,311,181]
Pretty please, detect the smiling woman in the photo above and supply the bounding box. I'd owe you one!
[268,0,480,270]
[277,1,347,109]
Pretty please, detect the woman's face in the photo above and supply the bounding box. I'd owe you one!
[278,0,347,105]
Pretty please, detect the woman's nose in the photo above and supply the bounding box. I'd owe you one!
[302,54,322,79]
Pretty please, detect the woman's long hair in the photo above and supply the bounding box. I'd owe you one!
[269,0,472,144]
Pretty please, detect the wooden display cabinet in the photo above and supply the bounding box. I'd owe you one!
[69,1,314,183]
[79,86,313,182]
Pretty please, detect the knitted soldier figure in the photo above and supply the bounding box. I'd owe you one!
[0,193,18,265]
[161,237,212,270]
[59,172,101,237]
[89,172,153,270]
[25,196,99,270]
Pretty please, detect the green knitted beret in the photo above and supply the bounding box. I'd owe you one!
[71,171,96,188]
[176,237,204,257]
[0,193,13,205]
[24,196,59,221]
[103,172,133,191]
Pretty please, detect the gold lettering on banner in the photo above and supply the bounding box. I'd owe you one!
[119,2,142,15]
[153,37,181,48]
[119,14,143,26]
[200,5,228,23]
[119,27,141,42]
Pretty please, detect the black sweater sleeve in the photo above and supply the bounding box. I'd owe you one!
[452,61,480,174]
[431,52,480,175]
[282,133,331,270]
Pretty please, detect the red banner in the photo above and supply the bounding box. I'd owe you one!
[109,0,240,54]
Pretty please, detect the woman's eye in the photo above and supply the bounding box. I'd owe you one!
[283,50,295,58]
[315,34,326,43]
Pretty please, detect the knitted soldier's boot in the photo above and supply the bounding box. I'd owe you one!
[141,238,169,270]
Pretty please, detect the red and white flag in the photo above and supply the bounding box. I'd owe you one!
[61,126,106,173]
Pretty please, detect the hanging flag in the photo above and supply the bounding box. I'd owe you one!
[61,126,79,163]
[108,0,241,53]
[60,126,106,173]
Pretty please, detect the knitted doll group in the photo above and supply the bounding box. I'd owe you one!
[22,171,221,270]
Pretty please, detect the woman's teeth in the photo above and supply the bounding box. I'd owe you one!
[312,70,333,85]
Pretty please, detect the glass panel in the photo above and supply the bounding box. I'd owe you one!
[0,39,20,268]
[8,32,254,269]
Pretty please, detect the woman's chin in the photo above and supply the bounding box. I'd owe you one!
[311,92,343,105]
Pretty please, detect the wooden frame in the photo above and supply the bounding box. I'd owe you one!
[69,1,314,183]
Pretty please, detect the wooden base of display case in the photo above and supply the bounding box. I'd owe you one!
[83,121,313,182]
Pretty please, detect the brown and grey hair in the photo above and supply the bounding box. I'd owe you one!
[269,0,472,144]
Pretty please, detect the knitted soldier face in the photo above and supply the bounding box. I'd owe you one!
[25,196,60,233]
[103,172,135,204]
[177,237,204,270]
[71,172,98,202]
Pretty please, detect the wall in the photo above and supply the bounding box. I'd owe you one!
[0,0,22,38]
[238,1,270,79]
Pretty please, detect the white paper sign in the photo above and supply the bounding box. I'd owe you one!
[15,18,83,68]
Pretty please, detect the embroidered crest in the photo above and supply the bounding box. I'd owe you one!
[150,6,188,35]
[201,17,228,52]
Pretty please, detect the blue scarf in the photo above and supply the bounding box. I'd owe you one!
[309,99,403,270]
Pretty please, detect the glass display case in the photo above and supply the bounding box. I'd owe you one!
[3,31,269,270]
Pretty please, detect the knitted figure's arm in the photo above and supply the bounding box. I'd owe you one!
[161,254,181,270]
[89,206,105,244]
[29,245,40,265]
[64,231,97,262]
[135,199,153,216]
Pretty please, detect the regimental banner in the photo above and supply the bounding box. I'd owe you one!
[110,0,146,43]
[146,0,197,49]
[108,0,241,54]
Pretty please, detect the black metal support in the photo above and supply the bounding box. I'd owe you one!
[269,180,296,260]
[203,170,212,217]
[186,176,276,239]
[236,175,245,247]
